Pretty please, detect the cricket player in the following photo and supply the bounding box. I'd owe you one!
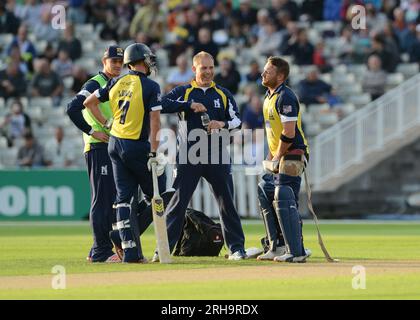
[66,46,124,263]
[160,51,247,261]
[84,43,166,263]
[257,56,311,262]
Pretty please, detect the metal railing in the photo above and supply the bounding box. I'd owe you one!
[310,73,420,190]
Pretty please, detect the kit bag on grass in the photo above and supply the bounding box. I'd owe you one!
[173,208,224,256]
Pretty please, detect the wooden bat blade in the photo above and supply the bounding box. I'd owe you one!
[152,196,172,264]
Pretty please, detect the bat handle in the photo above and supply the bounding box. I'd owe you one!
[151,162,160,197]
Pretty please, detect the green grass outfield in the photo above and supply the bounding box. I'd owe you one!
[0,221,419,300]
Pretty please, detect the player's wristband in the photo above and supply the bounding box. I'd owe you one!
[88,128,95,135]
[280,134,294,143]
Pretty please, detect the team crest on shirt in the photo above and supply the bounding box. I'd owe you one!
[283,105,293,114]
[157,93,162,102]
[269,108,275,120]
[214,98,221,109]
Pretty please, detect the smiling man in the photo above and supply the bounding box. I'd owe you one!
[159,51,246,261]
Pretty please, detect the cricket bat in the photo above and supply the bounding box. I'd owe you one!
[151,162,172,264]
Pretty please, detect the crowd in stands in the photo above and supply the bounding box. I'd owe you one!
[0,0,419,168]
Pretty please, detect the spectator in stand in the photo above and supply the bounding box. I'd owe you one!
[30,59,63,105]
[255,19,283,56]
[301,0,324,22]
[0,99,31,147]
[0,2,20,34]
[298,67,333,106]
[323,0,341,21]
[165,34,189,67]
[14,0,41,30]
[383,22,401,53]
[274,10,291,31]
[193,27,220,63]
[313,41,332,73]
[370,33,399,73]
[229,20,248,54]
[352,28,371,63]
[184,8,201,45]
[246,60,262,84]
[57,24,82,61]
[400,19,418,53]
[232,0,258,30]
[87,0,113,25]
[17,131,46,168]
[214,56,241,95]
[67,0,87,24]
[71,66,91,94]
[242,95,264,130]
[129,0,165,45]
[37,42,57,63]
[239,84,259,116]
[362,55,387,101]
[270,0,299,22]
[284,28,314,65]
[250,8,270,45]
[52,50,73,78]
[7,44,30,75]
[279,21,298,54]
[99,10,119,41]
[0,61,27,100]
[166,54,194,92]
[45,126,75,168]
[33,8,60,43]
[392,7,407,34]
[408,25,420,64]
[366,3,388,34]
[115,0,135,40]
[336,26,354,64]
[7,24,36,66]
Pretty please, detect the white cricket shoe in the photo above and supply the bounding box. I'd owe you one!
[273,248,312,263]
[228,250,247,261]
[257,246,286,261]
[151,252,159,263]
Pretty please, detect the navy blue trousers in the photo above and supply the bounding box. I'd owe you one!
[108,136,166,261]
[108,137,166,203]
[85,144,116,262]
[166,163,245,254]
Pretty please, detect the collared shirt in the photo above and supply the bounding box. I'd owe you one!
[96,70,162,141]
[263,83,309,156]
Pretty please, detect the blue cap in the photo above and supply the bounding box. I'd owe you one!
[103,45,124,59]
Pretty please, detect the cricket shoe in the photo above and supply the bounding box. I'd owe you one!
[257,246,286,261]
[227,250,248,261]
[245,247,264,259]
[105,253,122,263]
[151,251,159,263]
[273,249,312,263]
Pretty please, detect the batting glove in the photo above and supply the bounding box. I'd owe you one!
[147,152,166,176]
[262,160,279,174]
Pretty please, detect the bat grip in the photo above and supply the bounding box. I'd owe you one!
[151,162,160,197]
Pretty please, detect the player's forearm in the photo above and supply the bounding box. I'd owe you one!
[273,129,295,160]
[273,141,292,160]
[150,110,161,153]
